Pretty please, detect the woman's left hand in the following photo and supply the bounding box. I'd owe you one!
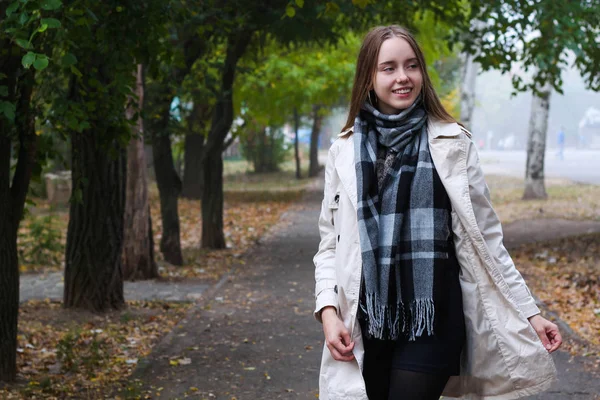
[528,314,562,353]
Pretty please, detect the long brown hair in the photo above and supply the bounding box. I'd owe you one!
[342,25,456,133]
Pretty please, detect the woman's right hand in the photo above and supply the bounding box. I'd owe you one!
[321,306,355,362]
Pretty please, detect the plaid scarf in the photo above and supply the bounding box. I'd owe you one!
[354,97,451,340]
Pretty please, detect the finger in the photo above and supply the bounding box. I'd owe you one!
[327,344,355,362]
[548,330,563,353]
[340,330,352,347]
[338,342,355,357]
[332,337,354,357]
[536,328,551,350]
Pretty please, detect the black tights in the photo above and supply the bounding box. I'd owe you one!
[364,368,450,400]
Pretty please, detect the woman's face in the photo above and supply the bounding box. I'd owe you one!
[372,36,423,114]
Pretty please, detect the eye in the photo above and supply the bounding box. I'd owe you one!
[383,66,394,72]
[407,63,419,69]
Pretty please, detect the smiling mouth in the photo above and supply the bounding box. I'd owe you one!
[392,88,412,94]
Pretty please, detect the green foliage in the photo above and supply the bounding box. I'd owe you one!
[1,0,62,69]
[239,122,290,173]
[0,100,16,122]
[43,1,169,149]
[413,10,460,94]
[463,0,600,94]
[0,0,63,125]
[18,213,63,267]
[56,329,108,377]
[235,33,358,128]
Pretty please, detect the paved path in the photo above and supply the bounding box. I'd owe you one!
[110,182,599,399]
[21,217,600,305]
[480,149,600,185]
[118,188,326,399]
[19,272,209,302]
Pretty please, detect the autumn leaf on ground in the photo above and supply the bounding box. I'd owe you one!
[513,233,600,374]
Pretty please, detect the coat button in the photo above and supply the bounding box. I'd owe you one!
[337,235,340,242]
[334,285,338,294]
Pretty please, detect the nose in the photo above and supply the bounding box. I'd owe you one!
[395,69,408,83]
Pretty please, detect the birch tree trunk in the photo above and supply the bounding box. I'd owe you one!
[523,83,552,200]
[122,65,157,280]
[460,52,478,130]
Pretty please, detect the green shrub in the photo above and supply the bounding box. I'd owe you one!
[56,329,108,377]
[240,124,289,173]
[18,213,63,267]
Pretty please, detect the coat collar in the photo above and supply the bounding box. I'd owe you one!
[338,119,464,139]
[334,119,465,211]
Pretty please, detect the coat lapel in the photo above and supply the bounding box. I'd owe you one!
[334,137,358,210]
[427,120,469,217]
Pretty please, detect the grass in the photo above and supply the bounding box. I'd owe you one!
[223,157,315,192]
[486,175,600,224]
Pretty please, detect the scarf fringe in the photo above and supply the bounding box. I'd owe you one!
[408,298,435,341]
[364,293,435,341]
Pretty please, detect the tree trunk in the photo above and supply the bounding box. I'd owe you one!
[309,105,322,177]
[122,65,157,280]
[181,133,205,199]
[152,127,184,265]
[146,81,184,266]
[523,84,551,200]
[0,145,19,382]
[201,151,226,248]
[0,61,37,382]
[460,52,478,130]
[0,206,18,383]
[0,135,19,383]
[64,124,127,310]
[182,102,210,199]
[294,108,301,180]
[201,30,252,249]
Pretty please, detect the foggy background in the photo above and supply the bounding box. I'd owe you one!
[472,67,600,151]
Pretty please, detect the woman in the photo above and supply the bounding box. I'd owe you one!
[313,25,561,400]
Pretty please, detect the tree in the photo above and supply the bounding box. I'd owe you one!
[460,52,478,130]
[48,1,167,311]
[523,82,551,199]
[122,64,158,280]
[0,0,62,381]
[181,102,211,198]
[143,2,217,263]
[463,0,600,199]
[235,34,358,178]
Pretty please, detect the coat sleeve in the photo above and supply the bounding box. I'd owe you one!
[465,137,540,319]
[313,144,339,323]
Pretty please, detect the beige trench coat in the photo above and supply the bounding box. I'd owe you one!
[313,120,557,400]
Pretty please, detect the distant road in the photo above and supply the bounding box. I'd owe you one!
[479,149,600,185]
